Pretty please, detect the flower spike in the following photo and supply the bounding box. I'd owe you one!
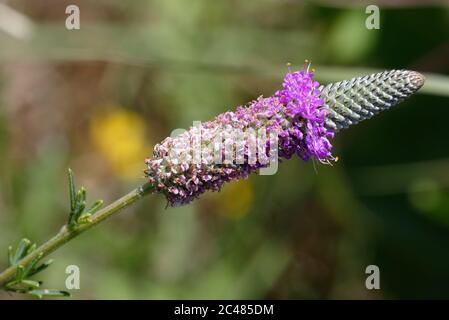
[145,66,425,206]
[321,70,425,130]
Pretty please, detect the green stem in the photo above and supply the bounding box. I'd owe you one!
[0,182,154,288]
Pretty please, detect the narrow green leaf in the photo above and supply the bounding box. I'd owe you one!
[26,243,36,256]
[67,169,78,226]
[68,213,77,226]
[85,199,103,215]
[23,252,43,277]
[68,168,76,213]
[77,199,103,224]
[13,239,31,264]
[8,246,13,266]
[20,279,41,289]
[75,200,86,218]
[76,189,86,214]
[4,279,20,290]
[28,259,53,277]
[15,265,25,281]
[69,189,86,226]
[80,187,87,203]
[29,289,70,299]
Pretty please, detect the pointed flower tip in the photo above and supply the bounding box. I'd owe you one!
[322,69,425,131]
[407,70,425,90]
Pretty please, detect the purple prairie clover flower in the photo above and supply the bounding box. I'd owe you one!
[275,70,334,161]
[145,67,334,206]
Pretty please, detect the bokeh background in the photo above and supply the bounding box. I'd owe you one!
[0,0,448,299]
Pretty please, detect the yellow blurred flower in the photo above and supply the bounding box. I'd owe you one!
[208,178,255,219]
[90,107,150,179]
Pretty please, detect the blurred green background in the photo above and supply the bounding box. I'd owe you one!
[0,0,449,299]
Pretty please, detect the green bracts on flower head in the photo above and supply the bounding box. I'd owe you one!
[321,70,425,131]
